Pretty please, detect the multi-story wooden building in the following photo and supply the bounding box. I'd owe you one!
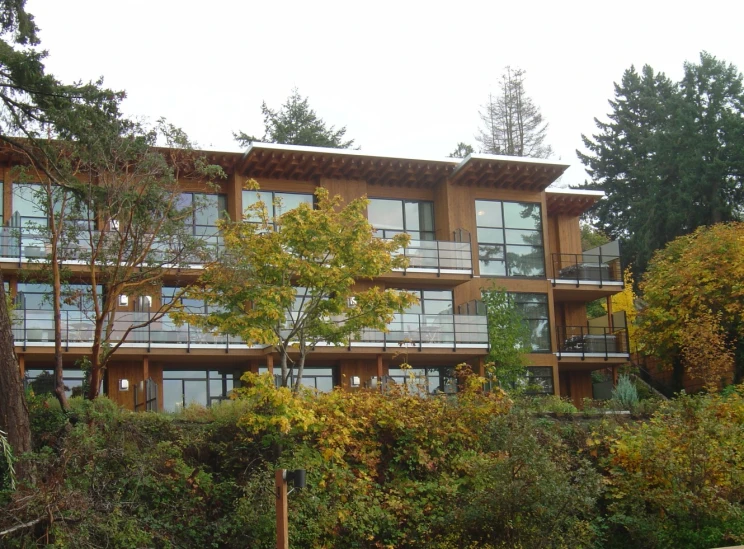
[2,142,629,411]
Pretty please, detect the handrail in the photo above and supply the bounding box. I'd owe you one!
[555,324,630,359]
[551,252,622,285]
[375,229,473,273]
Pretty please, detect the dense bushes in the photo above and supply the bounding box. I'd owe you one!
[2,377,744,547]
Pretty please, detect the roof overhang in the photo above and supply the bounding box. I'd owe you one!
[545,188,604,216]
[239,142,457,188]
[448,153,569,191]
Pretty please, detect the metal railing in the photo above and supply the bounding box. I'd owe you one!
[555,325,630,359]
[0,226,223,266]
[12,310,489,352]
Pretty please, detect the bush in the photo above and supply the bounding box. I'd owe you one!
[611,374,639,410]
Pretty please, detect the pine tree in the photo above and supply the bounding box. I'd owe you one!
[235,88,356,149]
[579,53,744,278]
[477,67,552,158]
[449,142,474,158]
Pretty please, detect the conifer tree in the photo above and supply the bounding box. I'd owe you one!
[235,88,356,149]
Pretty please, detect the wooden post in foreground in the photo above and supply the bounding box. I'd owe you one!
[276,469,288,549]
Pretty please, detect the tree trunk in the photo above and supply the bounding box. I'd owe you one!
[0,269,32,465]
[50,249,69,410]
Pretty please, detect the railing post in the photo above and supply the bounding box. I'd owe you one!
[226,333,229,354]
[436,240,441,277]
[65,310,69,352]
[580,325,585,360]
[187,323,191,353]
[452,315,457,352]
[575,253,580,287]
[551,253,557,286]
[418,314,422,351]
[23,306,27,351]
[605,326,609,360]
[555,325,561,360]
[599,248,604,288]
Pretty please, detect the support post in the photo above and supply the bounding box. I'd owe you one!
[267,354,274,375]
[276,469,288,549]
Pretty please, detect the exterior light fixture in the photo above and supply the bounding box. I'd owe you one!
[118,295,128,306]
[350,376,361,388]
[119,379,130,391]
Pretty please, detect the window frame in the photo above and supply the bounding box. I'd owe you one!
[367,198,436,241]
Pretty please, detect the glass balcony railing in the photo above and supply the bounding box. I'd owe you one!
[375,229,473,274]
[551,241,622,285]
[12,310,489,351]
[555,325,630,358]
[0,227,223,265]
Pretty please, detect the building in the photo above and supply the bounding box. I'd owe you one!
[2,142,629,411]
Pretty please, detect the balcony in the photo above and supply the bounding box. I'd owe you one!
[377,230,473,276]
[555,324,630,361]
[551,240,622,287]
[0,227,223,267]
[13,310,489,352]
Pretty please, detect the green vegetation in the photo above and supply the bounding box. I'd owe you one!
[3,378,744,547]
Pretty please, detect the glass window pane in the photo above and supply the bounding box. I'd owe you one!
[13,183,47,226]
[477,227,504,244]
[475,200,503,228]
[163,380,183,412]
[368,199,404,233]
[163,370,208,379]
[503,202,542,231]
[422,290,453,301]
[505,229,542,246]
[423,300,453,315]
[479,244,506,276]
[275,193,312,216]
[506,246,545,277]
[209,379,224,398]
[184,381,207,406]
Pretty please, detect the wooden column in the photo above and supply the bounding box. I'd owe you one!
[142,356,149,380]
[267,354,274,375]
[17,354,24,378]
[275,469,288,549]
[376,354,383,380]
[477,356,485,377]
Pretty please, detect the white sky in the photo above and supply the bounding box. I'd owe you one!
[29,0,744,187]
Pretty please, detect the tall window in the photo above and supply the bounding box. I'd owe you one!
[368,199,435,241]
[178,193,226,237]
[258,366,336,393]
[242,190,313,223]
[12,183,47,227]
[475,200,544,277]
[511,293,550,352]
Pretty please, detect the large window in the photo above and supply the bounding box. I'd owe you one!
[16,283,100,311]
[525,367,554,394]
[475,200,544,277]
[162,369,240,412]
[13,183,47,227]
[511,293,551,353]
[387,367,456,395]
[368,199,435,241]
[464,292,550,352]
[178,193,226,237]
[25,369,85,399]
[242,190,313,224]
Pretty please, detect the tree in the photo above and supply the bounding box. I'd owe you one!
[449,142,474,158]
[176,187,417,392]
[579,53,744,277]
[482,286,531,391]
[234,88,356,149]
[637,222,744,389]
[0,269,31,466]
[476,66,552,158]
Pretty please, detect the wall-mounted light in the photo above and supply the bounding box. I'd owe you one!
[118,379,129,392]
[118,295,128,306]
[350,376,361,388]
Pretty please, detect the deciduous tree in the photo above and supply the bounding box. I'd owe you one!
[234,88,355,149]
[482,286,531,390]
[177,187,417,392]
[637,222,744,388]
[476,67,552,158]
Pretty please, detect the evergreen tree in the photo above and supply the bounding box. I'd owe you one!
[449,142,474,158]
[476,67,552,158]
[579,53,744,278]
[235,88,356,149]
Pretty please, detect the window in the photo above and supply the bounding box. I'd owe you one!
[367,198,435,241]
[475,200,544,277]
[258,366,336,393]
[466,292,550,352]
[525,367,554,394]
[178,193,226,238]
[16,283,100,311]
[511,293,551,353]
[387,367,456,395]
[13,183,47,227]
[162,369,240,412]
[25,369,86,399]
[242,190,313,225]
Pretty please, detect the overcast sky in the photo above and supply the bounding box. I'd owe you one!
[29,0,744,187]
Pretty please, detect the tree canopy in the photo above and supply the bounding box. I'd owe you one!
[637,222,744,388]
[477,66,552,158]
[176,187,416,391]
[579,52,744,277]
[234,88,356,149]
